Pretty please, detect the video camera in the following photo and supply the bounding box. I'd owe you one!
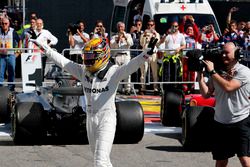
[68,23,80,35]
[186,47,224,72]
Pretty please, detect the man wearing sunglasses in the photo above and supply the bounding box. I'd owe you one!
[0,17,21,91]
[159,21,186,87]
[32,36,158,167]
[140,19,160,95]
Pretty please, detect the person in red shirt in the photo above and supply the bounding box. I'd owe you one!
[199,23,219,48]
[179,15,200,42]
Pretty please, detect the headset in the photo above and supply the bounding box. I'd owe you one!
[233,42,244,60]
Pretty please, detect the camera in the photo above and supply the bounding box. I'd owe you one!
[204,25,212,32]
[186,47,224,72]
[95,26,105,35]
[68,23,80,35]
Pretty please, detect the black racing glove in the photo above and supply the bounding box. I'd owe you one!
[27,29,37,39]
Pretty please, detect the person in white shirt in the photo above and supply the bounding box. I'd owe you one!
[68,20,89,63]
[90,20,108,39]
[110,21,133,95]
[160,21,186,56]
[35,18,58,79]
[159,21,186,87]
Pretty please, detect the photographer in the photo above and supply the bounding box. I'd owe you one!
[179,15,200,42]
[129,19,143,86]
[90,20,108,39]
[68,20,89,63]
[110,21,133,95]
[199,23,219,48]
[220,20,245,48]
[140,19,160,95]
[197,42,250,167]
[130,19,143,58]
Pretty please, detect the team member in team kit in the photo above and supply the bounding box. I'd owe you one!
[198,42,250,167]
[31,36,157,167]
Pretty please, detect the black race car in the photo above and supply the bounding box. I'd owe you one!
[0,67,144,145]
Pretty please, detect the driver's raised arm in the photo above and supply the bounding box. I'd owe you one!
[31,39,84,80]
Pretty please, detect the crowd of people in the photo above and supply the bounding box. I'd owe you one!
[0,7,249,95]
[1,6,250,167]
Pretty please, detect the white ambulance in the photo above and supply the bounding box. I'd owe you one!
[110,0,221,36]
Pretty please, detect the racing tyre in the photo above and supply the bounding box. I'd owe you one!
[160,89,184,127]
[181,106,214,151]
[12,102,45,145]
[0,87,10,123]
[115,101,144,144]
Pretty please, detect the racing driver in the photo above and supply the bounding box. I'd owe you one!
[32,37,157,167]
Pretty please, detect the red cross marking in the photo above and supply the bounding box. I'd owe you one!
[181,4,186,11]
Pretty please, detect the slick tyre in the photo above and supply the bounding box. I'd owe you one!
[115,101,144,144]
[12,102,44,145]
[160,89,183,127]
[181,106,214,151]
[0,87,10,123]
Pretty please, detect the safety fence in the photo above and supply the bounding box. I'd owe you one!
[62,48,250,85]
[0,48,54,87]
[0,47,249,91]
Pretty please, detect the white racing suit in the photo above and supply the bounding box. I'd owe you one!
[43,47,150,167]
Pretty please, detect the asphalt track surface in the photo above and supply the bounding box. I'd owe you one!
[0,95,241,167]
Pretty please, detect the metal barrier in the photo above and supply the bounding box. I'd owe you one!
[61,48,83,64]
[0,48,55,88]
[61,47,250,86]
[1,47,249,92]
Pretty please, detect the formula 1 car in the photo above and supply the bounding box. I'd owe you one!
[161,85,215,150]
[181,94,215,150]
[4,65,144,145]
[158,55,215,150]
[0,87,11,123]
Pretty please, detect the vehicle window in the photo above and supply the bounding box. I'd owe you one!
[154,14,221,36]
[111,6,126,33]
[142,14,150,30]
[125,1,145,33]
